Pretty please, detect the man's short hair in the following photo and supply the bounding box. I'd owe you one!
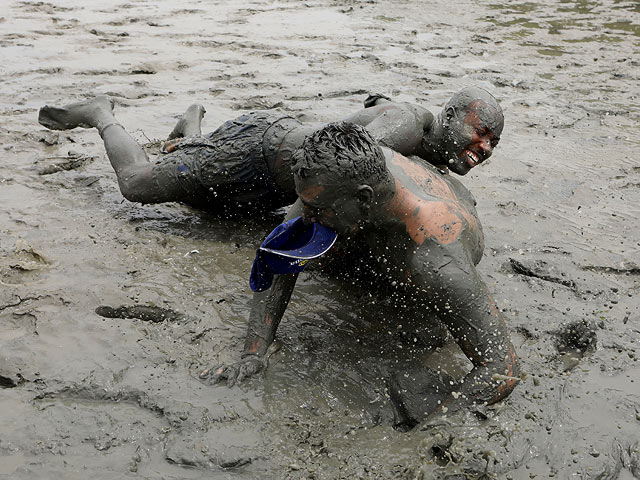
[446,86,504,121]
[292,122,387,184]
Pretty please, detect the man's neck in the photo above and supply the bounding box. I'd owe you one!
[367,174,406,230]
[419,114,446,165]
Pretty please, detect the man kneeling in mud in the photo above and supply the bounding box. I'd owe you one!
[37,87,502,214]
[202,122,519,430]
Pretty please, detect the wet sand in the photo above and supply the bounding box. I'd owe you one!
[1,0,639,478]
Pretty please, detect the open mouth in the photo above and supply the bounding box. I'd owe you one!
[463,150,481,168]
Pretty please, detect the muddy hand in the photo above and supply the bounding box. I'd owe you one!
[199,356,265,387]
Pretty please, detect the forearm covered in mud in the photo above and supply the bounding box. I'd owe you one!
[439,290,520,409]
[412,252,519,413]
[242,272,298,359]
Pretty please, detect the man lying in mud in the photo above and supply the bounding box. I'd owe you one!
[350,88,502,176]
[37,87,502,214]
[201,122,519,430]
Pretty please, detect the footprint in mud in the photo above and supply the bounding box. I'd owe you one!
[554,319,597,354]
[554,319,597,370]
[0,238,50,285]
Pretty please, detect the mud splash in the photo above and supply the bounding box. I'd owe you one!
[1,0,639,478]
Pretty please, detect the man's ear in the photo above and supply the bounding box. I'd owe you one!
[356,185,374,210]
[444,105,457,125]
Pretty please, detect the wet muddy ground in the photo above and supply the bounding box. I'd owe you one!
[1,0,639,478]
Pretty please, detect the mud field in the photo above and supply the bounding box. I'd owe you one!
[1,0,639,478]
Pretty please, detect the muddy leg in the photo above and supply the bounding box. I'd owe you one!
[39,95,117,132]
[38,96,172,204]
[166,104,206,140]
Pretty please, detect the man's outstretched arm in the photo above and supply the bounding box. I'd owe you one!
[341,102,433,157]
[243,272,299,358]
[409,244,520,415]
[201,272,298,386]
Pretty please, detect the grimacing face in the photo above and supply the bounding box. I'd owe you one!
[443,100,503,175]
[294,175,363,236]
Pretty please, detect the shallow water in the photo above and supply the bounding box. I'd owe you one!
[1,0,639,478]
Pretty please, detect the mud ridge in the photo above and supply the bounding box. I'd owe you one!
[581,264,640,276]
[508,258,577,290]
[95,304,192,323]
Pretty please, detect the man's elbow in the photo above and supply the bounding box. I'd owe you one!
[488,343,520,404]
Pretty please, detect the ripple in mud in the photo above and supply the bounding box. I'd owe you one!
[30,391,170,473]
[165,426,264,471]
[508,257,577,290]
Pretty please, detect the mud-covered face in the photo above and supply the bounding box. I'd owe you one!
[294,176,363,236]
[442,100,503,175]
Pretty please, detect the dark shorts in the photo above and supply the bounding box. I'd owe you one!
[152,112,300,212]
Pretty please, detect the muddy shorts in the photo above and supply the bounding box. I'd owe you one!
[152,112,301,212]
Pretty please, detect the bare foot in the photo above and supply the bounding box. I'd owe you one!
[167,103,206,140]
[38,96,115,131]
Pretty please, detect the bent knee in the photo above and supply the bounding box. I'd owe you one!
[116,165,160,204]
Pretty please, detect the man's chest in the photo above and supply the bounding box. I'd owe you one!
[312,235,413,286]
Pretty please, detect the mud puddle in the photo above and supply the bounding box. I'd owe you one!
[1,0,639,478]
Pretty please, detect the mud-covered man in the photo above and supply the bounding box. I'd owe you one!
[203,122,519,430]
[347,87,503,176]
[37,87,502,214]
